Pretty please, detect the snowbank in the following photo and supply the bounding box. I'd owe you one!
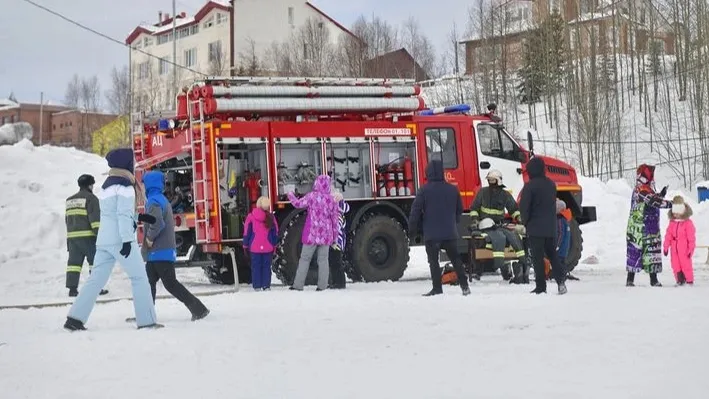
[0,122,33,145]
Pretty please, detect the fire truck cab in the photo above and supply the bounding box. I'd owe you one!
[131,76,596,286]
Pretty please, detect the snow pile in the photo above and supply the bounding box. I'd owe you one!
[0,139,107,264]
[0,122,33,145]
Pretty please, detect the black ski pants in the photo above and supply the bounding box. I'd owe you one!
[329,248,347,288]
[146,261,207,316]
[527,236,566,291]
[425,240,469,292]
[66,239,96,289]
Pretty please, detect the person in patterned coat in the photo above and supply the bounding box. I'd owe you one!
[288,175,339,291]
[328,191,349,289]
[626,164,672,287]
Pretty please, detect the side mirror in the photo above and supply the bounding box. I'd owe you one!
[526,130,534,153]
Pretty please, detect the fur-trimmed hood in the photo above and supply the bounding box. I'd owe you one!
[668,195,693,220]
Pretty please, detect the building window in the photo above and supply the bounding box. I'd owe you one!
[178,27,190,39]
[143,37,152,47]
[288,7,294,25]
[138,61,150,79]
[204,16,214,28]
[208,41,222,62]
[190,25,199,35]
[159,57,170,75]
[184,48,197,67]
[157,34,169,45]
[303,43,310,60]
[216,13,225,24]
[425,128,458,169]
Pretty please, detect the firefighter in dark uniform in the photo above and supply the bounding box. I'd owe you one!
[65,174,108,297]
[469,170,528,283]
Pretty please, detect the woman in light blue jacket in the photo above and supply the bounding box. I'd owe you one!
[64,148,162,331]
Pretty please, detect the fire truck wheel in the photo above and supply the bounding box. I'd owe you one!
[565,219,583,272]
[350,214,409,282]
[273,212,319,286]
[202,248,251,285]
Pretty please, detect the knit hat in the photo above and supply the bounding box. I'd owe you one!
[556,199,566,214]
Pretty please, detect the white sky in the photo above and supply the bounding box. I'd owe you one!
[0,0,474,107]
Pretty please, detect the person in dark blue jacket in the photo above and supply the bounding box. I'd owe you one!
[555,199,571,265]
[140,170,209,321]
[408,160,470,297]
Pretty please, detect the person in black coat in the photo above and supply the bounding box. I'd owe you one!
[408,160,470,296]
[519,157,568,295]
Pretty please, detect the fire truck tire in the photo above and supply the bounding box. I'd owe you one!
[272,212,319,286]
[565,219,583,272]
[202,248,251,285]
[350,214,409,282]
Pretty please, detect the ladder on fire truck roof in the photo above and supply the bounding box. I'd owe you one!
[197,76,417,87]
[187,99,211,245]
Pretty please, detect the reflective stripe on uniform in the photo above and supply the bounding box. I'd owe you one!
[481,207,504,215]
[511,210,521,219]
[66,265,82,273]
[90,222,100,229]
[492,251,505,258]
[515,250,526,257]
[66,209,88,216]
[469,210,479,217]
[67,231,95,238]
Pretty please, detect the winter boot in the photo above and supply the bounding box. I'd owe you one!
[626,272,635,287]
[64,317,86,331]
[650,273,662,287]
[530,287,546,294]
[99,289,109,296]
[676,271,686,286]
[137,323,165,330]
[557,282,568,295]
[191,308,210,322]
[470,273,481,281]
[461,287,471,296]
[422,289,443,297]
[68,288,78,297]
[289,286,303,291]
[500,264,513,281]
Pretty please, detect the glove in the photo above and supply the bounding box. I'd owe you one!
[119,242,131,258]
[659,186,668,197]
[133,221,137,231]
[138,213,157,224]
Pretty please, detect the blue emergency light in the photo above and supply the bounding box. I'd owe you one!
[419,104,471,115]
[157,119,171,131]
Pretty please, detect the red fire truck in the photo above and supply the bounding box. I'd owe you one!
[131,76,596,286]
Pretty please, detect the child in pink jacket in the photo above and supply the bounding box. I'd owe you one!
[663,196,696,286]
[243,196,279,291]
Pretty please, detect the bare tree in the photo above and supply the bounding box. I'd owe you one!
[64,74,82,108]
[238,36,261,75]
[80,75,101,112]
[400,16,437,80]
[105,65,130,115]
[268,17,339,76]
[208,42,228,76]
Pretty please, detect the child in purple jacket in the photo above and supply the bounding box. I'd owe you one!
[243,196,279,291]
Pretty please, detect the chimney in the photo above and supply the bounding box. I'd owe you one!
[180,12,186,18]
[164,13,170,22]
[158,11,162,24]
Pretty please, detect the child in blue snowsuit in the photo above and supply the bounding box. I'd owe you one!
[64,148,161,331]
[555,199,571,266]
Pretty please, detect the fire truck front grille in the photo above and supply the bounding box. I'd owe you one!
[547,165,571,176]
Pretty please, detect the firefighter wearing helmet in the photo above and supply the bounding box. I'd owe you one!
[469,169,529,283]
[64,174,108,297]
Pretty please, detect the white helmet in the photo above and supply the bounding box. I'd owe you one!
[486,169,503,183]
[479,218,495,230]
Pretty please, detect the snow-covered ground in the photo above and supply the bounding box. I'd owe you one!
[1,141,709,397]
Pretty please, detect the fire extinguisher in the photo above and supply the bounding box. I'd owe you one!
[376,165,387,197]
[402,155,414,196]
[243,171,262,208]
[386,164,397,197]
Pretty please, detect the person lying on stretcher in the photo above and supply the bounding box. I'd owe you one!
[468,218,530,283]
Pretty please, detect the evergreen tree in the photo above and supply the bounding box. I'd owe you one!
[517,13,566,103]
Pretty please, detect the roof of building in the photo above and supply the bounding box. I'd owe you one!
[125,1,230,44]
[304,2,359,41]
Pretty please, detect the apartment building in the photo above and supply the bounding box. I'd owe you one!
[462,0,676,74]
[125,1,356,113]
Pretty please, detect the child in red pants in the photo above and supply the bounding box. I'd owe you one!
[663,196,696,285]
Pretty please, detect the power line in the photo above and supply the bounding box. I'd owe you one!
[19,0,207,77]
